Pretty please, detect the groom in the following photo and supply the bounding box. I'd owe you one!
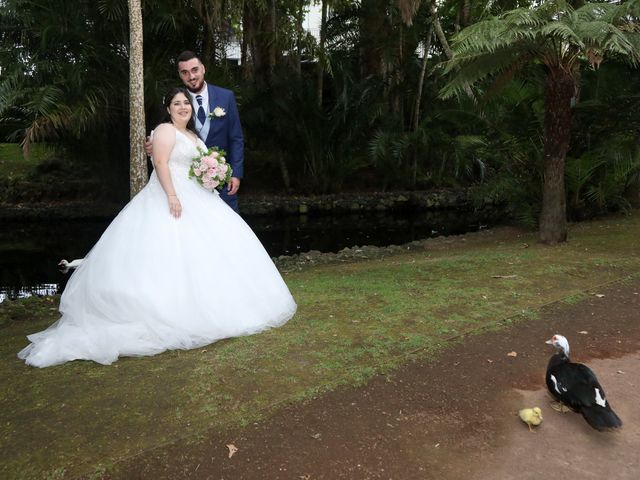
[149,51,244,212]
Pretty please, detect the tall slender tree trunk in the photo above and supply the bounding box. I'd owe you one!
[201,12,216,63]
[360,0,388,79]
[278,150,291,192]
[317,0,328,107]
[241,1,249,78]
[246,1,271,89]
[295,0,304,79]
[410,23,434,188]
[431,1,474,101]
[539,68,575,244]
[269,0,277,74]
[128,0,147,198]
[430,3,452,59]
[412,24,433,131]
[461,0,470,26]
[625,132,640,207]
[388,21,404,118]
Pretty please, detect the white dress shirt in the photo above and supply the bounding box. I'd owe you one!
[188,83,211,142]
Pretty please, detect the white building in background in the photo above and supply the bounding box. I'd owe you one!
[224,3,323,63]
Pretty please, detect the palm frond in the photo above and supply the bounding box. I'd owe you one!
[442,0,640,101]
[440,47,528,99]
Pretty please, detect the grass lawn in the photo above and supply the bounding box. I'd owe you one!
[0,143,56,180]
[1,211,639,479]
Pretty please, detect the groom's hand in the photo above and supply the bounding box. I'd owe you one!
[228,177,240,195]
[144,137,153,157]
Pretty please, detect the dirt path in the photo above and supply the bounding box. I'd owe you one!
[110,279,640,480]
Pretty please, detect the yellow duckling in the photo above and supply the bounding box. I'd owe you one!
[518,407,543,432]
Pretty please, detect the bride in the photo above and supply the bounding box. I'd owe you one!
[18,88,297,368]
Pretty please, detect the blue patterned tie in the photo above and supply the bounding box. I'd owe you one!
[196,95,206,124]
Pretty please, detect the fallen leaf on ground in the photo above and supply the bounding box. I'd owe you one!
[507,351,518,357]
[226,444,238,458]
[487,359,493,363]
[578,330,588,334]
[617,370,625,375]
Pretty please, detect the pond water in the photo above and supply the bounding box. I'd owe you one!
[0,209,490,302]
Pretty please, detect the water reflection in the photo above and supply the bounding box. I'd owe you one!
[0,284,58,303]
[0,209,488,302]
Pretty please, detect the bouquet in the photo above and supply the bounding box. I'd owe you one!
[189,146,233,191]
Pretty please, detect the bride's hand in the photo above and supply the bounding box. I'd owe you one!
[168,195,182,218]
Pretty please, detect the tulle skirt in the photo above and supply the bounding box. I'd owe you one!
[18,168,297,367]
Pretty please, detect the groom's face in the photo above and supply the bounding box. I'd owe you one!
[178,58,206,93]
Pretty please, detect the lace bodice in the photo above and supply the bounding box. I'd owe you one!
[168,129,206,173]
[147,128,207,192]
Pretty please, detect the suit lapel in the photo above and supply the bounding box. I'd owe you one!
[205,84,217,145]
[207,84,216,114]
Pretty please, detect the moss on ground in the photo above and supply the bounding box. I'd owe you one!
[1,212,639,478]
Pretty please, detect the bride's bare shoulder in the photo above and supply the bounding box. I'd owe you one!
[152,123,177,144]
[154,123,176,136]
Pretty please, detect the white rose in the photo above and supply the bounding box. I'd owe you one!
[213,107,226,117]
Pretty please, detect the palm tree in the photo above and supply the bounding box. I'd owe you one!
[128,0,147,197]
[441,0,640,244]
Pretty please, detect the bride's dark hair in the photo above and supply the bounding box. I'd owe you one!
[161,87,198,135]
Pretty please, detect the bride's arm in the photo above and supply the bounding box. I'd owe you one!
[152,124,182,218]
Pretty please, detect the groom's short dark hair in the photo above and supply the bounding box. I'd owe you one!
[177,50,201,64]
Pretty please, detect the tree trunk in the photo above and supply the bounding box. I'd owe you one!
[411,23,434,188]
[269,0,277,74]
[461,0,470,27]
[390,23,403,118]
[201,9,216,64]
[295,0,304,79]
[539,68,575,244]
[128,0,147,198]
[431,6,452,59]
[412,23,433,131]
[359,0,389,79]
[317,0,327,107]
[242,1,250,79]
[246,1,271,88]
[625,132,640,207]
[431,1,474,101]
[278,150,291,192]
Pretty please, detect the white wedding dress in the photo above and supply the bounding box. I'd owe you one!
[18,130,297,367]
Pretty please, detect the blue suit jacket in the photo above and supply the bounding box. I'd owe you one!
[201,84,244,211]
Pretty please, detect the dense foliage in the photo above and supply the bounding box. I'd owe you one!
[1,0,639,235]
